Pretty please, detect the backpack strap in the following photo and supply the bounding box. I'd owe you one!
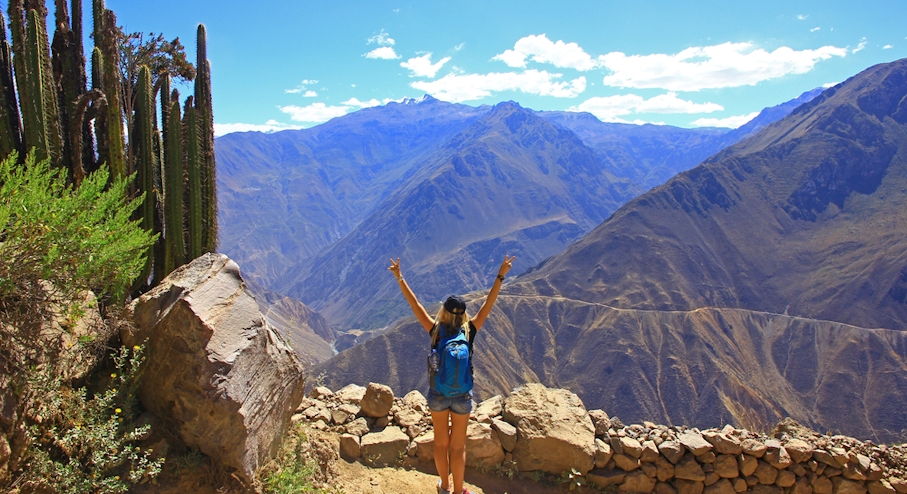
[430,322,440,350]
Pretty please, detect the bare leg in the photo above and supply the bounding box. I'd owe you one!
[449,411,469,493]
[431,410,451,490]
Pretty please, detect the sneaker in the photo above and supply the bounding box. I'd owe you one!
[460,490,473,494]
[437,479,450,494]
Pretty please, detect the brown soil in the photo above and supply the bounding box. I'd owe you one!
[330,456,580,494]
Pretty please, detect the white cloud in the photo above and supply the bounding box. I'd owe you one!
[852,37,867,54]
[303,90,317,97]
[411,69,586,102]
[598,42,847,91]
[691,112,760,128]
[286,79,319,94]
[797,14,809,20]
[492,34,598,71]
[822,81,839,88]
[454,43,465,51]
[368,29,395,46]
[635,92,723,114]
[568,92,722,122]
[342,97,382,108]
[366,46,400,59]
[883,44,893,50]
[401,53,452,78]
[279,103,350,122]
[215,120,304,136]
[811,27,820,32]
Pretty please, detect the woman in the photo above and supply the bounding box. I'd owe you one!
[388,255,515,494]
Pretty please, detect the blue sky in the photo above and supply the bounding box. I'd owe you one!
[88,1,907,135]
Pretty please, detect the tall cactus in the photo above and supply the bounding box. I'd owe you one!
[134,66,156,246]
[163,98,185,276]
[98,9,124,180]
[184,96,203,260]
[52,0,90,179]
[195,24,217,253]
[0,12,23,158]
[21,8,63,166]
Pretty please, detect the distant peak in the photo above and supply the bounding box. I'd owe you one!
[402,94,439,105]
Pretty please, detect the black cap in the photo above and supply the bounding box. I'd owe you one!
[443,295,467,315]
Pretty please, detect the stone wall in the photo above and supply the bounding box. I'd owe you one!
[297,382,907,494]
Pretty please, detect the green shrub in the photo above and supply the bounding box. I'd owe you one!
[22,345,164,493]
[0,151,158,491]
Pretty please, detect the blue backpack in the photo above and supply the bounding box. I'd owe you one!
[429,322,476,397]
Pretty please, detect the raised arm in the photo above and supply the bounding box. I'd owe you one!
[471,255,515,330]
[388,258,434,332]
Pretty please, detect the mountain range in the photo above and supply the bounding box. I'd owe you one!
[217,89,821,331]
[305,59,907,443]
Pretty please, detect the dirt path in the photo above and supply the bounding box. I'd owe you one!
[330,456,577,494]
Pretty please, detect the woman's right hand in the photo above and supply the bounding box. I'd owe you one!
[388,258,402,280]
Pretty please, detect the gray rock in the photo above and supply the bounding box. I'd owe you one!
[474,395,503,419]
[127,253,305,483]
[360,383,394,418]
[659,440,686,464]
[402,390,427,413]
[339,434,360,460]
[503,383,595,475]
[492,418,517,453]
[595,438,614,468]
[620,470,657,493]
[679,431,714,456]
[336,384,367,405]
[466,422,505,469]
[589,409,612,436]
[345,417,370,436]
[360,426,408,467]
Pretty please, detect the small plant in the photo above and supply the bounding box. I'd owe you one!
[21,345,164,493]
[559,468,587,490]
[258,423,337,494]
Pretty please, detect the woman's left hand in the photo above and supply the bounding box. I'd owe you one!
[498,255,516,277]
[388,258,402,280]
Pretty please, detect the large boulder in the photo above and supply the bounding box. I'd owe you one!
[502,383,595,475]
[465,422,505,469]
[126,253,305,483]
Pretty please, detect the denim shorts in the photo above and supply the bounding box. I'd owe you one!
[427,388,474,415]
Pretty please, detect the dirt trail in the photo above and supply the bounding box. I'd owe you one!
[331,457,577,494]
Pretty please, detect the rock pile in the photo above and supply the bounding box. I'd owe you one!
[296,382,907,494]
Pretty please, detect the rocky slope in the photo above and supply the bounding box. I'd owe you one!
[311,59,907,443]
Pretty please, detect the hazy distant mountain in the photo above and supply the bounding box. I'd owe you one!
[278,101,635,329]
[216,95,488,290]
[311,60,907,443]
[217,91,821,334]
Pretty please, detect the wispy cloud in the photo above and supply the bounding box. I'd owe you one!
[303,90,317,97]
[454,43,465,51]
[691,112,760,128]
[411,69,586,102]
[598,42,847,91]
[368,29,395,46]
[883,44,893,50]
[286,79,319,94]
[797,14,809,20]
[568,92,723,122]
[811,27,821,32]
[279,103,351,122]
[852,37,867,54]
[493,34,598,71]
[365,46,400,59]
[401,53,452,78]
[215,120,304,136]
[342,97,383,108]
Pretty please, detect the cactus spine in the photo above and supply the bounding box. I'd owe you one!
[195,24,217,253]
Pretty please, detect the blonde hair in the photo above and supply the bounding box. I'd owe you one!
[435,306,470,331]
